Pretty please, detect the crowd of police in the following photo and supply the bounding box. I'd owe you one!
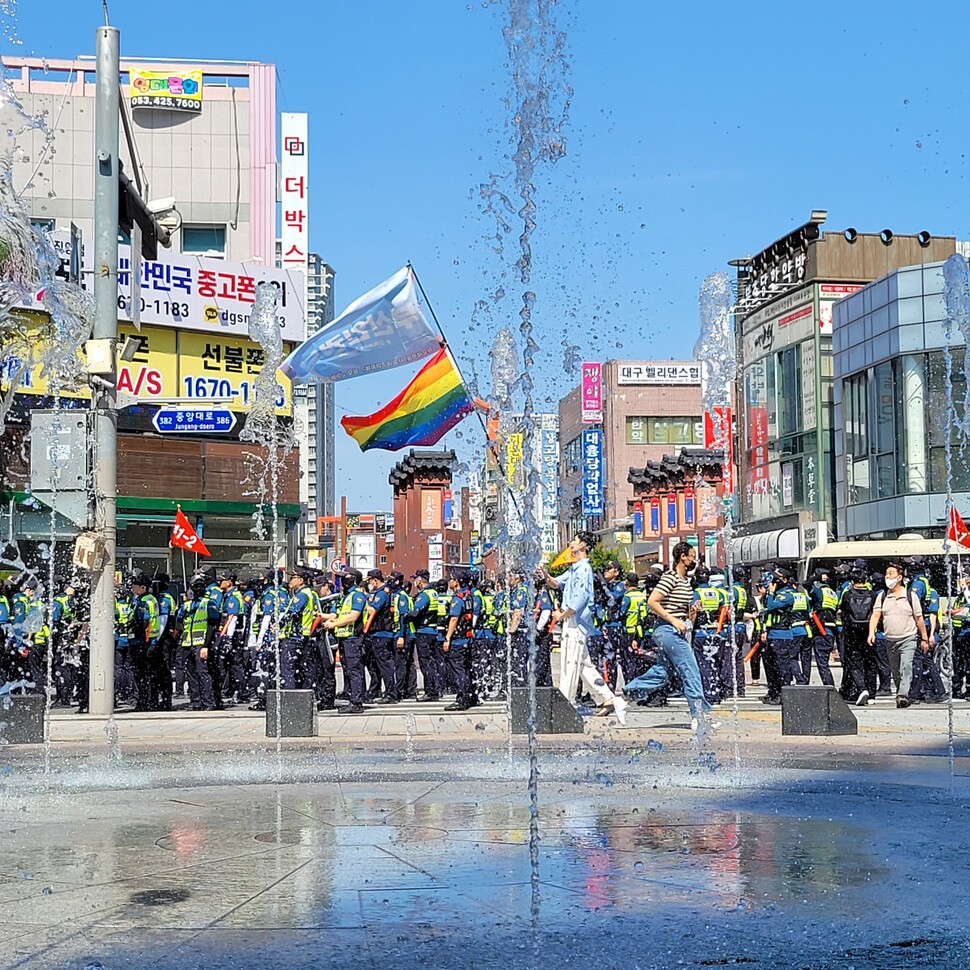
[1,552,966,713]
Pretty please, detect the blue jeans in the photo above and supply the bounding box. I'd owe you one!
[624,623,711,718]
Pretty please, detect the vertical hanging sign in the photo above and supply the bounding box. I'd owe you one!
[633,501,643,537]
[280,112,309,338]
[581,428,604,516]
[666,492,677,530]
[581,362,603,423]
[650,497,660,533]
[703,405,734,492]
[684,487,695,526]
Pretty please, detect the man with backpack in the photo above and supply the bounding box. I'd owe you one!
[838,568,877,705]
[868,561,930,709]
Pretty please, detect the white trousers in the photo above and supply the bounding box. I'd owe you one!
[558,618,616,707]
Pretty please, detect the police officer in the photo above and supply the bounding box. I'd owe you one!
[128,571,161,711]
[598,560,626,691]
[23,576,51,696]
[761,565,803,700]
[113,573,138,704]
[690,565,726,704]
[533,576,556,689]
[216,570,250,705]
[789,575,814,686]
[152,573,177,711]
[710,570,744,698]
[0,580,12,685]
[470,574,495,699]
[178,574,221,710]
[807,568,837,687]
[322,568,368,713]
[619,572,648,687]
[951,567,970,698]
[506,567,530,687]
[727,564,755,695]
[390,571,417,699]
[310,572,338,711]
[434,578,454,694]
[407,570,442,701]
[357,569,394,702]
[443,569,478,711]
[280,567,320,690]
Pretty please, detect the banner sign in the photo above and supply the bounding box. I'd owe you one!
[581,428,604,516]
[113,245,305,342]
[703,405,734,492]
[650,496,660,533]
[666,492,677,530]
[581,361,602,423]
[684,487,695,526]
[633,501,643,537]
[130,69,203,113]
[280,113,309,286]
[617,361,702,386]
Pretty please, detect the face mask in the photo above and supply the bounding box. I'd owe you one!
[885,577,899,590]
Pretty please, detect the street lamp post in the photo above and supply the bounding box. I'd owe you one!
[88,23,120,715]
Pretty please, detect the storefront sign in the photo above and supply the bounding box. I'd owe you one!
[179,331,293,415]
[617,361,701,386]
[581,428,604,516]
[818,283,863,335]
[801,343,817,432]
[782,462,794,508]
[507,432,524,484]
[280,113,309,339]
[581,361,602,422]
[129,69,203,113]
[114,246,305,342]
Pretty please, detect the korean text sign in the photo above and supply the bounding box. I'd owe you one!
[130,69,203,113]
[581,362,602,423]
[581,428,604,516]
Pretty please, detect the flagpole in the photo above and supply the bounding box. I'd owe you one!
[408,261,523,519]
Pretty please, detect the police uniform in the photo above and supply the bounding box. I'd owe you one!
[408,577,442,700]
[129,585,161,710]
[434,582,454,693]
[620,581,648,685]
[364,575,399,702]
[690,578,727,704]
[443,578,479,710]
[218,581,250,703]
[470,584,494,699]
[808,578,838,687]
[789,584,813,686]
[598,572,626,692]
[762,574,803,698]
[153,577,178,710]
[332,578,368,710]
[178,584,221,710]
[393,584,417,699]
[281,576,320,691]
[533,585,556,688]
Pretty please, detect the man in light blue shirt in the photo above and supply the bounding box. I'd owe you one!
[541,531,627,724]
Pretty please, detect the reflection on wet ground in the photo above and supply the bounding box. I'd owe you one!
[2,751,969,968]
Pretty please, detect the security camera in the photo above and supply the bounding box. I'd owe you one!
[147,197,176,214]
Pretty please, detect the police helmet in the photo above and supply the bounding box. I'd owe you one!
[731,563,747,582]
[693,564,711,585]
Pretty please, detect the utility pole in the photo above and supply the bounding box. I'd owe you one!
[88,23,120,716]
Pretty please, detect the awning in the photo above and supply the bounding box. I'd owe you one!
[730,528,800,565]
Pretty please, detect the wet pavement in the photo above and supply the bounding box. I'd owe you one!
[2,743,970,969]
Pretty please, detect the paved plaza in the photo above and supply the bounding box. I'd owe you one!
[2,689,970,969]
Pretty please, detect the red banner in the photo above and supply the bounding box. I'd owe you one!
[947,506,970,550]
[170,508,211,557]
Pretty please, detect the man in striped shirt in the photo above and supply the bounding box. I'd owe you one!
[623,541,715,735]
[541,531,628,725]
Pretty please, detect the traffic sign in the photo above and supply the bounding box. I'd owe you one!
[329,558,345,574]
[152,407,237,434]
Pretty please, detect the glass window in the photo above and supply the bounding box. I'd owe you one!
[649,417,670,443]
[625,417,648,445]
[669,418,692,444]
[181,225,227,256]
[777,345,802,437]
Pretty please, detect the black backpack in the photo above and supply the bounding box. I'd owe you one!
[842,586,874,628]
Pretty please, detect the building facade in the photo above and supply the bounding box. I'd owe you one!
[557,360,704,546]
[731,212,956,562]
[2,55,305,576]
[833,258,970,539]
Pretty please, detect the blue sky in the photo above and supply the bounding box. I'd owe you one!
[13,1,970,507]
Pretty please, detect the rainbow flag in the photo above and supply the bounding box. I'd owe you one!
[340,347,475,452]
